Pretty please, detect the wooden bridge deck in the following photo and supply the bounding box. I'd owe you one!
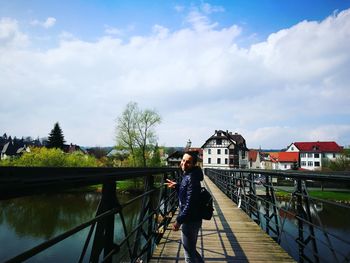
[150,175,295,263]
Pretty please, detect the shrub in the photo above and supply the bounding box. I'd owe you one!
[0,147,99,167]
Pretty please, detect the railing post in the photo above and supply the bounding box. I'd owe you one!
[147,175,155,261]
[248,172,253,217]
[296,179,305,263]
[263,174,280,240]
[132,174,155,262]
[90,178,118,263]
[265,175,271,235]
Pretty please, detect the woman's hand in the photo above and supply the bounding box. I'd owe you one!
[172,221,180,231]
[164,179,177,188]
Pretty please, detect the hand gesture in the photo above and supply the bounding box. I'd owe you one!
[164,179,177,188]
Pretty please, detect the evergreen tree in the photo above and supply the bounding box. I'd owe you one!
[47,122,65,149]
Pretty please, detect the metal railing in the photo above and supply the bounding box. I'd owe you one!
[205,168,350,263]
[0,166,180,263]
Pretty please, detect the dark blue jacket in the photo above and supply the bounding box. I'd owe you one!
[176,166,203,225]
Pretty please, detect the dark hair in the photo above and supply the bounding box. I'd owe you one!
[184,151,198,165]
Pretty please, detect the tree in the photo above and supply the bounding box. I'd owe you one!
[116,102,138,165]
[47,122,65,149]
[116,102,161,167]
[150,144,162,167]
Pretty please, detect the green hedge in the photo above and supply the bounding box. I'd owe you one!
[0,147,100,167]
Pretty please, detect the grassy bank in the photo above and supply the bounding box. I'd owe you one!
[276,190,350,202]
[309,191,350,201]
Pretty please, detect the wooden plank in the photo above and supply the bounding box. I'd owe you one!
[150,175,296,263]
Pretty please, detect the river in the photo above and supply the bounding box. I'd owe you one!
[0,191,141,262]
[1,191,350,262]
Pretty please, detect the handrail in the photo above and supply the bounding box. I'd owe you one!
[205,168,350,263]
[0,166,180,263]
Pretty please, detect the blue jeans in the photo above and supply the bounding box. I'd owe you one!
[181,220,204,263]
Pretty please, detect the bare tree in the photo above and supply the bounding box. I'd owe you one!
[116,102,161,167]
[135,109,161,166]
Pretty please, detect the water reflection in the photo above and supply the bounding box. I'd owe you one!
[0,191,143,262]
[278,198,350,230]
[275,197,350,262]
[0,193,101,239]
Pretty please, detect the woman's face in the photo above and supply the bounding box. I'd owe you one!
[180,153,194,172]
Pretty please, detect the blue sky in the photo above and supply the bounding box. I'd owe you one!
[1,0,350,148]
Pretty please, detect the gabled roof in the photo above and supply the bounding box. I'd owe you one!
[201,130,249,150]
[167,150,184,159]
[248,150,258,161]
[1,141,17,155]
[293,141,342,153]
[270,152,298,163]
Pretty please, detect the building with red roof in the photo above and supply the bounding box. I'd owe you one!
[248,150,262,169]
[286,141,343,171]
[269,152,299,170]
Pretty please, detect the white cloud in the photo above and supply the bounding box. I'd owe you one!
[186,10,219,31]
[174,5,185,13]
[104,25,122,36]
[31,17,56,28]
[59,31,76,40]
[1,8,350,148]
[0,17,29,48]
[103,24,135,38]
[200,3,225,14]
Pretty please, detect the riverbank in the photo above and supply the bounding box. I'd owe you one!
[75,180,147,195]
[275,189,350,204]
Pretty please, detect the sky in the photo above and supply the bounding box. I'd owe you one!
[1,0,350,149]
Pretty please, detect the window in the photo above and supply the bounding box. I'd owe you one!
[308,153,313,158]
[225,158,228,164]
[322,153,326,158]
[229,149,234,155]
[208,149,211,154]
[242,151,246,158]
[301,161,306,166]
[208,158,211,164]
[217,149,221,154]
[300,153,306,158]
[229,158,234,164]
[315,161,320,167]
[284,165,287,169]
[217,158,221,164]
[308,161,313,166]
[333,153,336,158]
[225,149,228,155]
[314,153,319,158]
[216,139,222,145]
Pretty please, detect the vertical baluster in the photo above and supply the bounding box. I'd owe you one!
[265,175,271,235]
[90,178,117,263]
[296,179,305,263]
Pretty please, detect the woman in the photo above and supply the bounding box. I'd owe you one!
[166,152,204,263]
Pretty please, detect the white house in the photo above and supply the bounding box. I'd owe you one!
[201,130,249,169]
[269,152,299,170]
[286,141,343,171]
[248,150,261,169]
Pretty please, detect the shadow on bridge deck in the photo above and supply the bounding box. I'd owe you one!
[150,175,295,263]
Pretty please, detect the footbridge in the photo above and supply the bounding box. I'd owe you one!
[1,167,349,262]
[150,174,295,262]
